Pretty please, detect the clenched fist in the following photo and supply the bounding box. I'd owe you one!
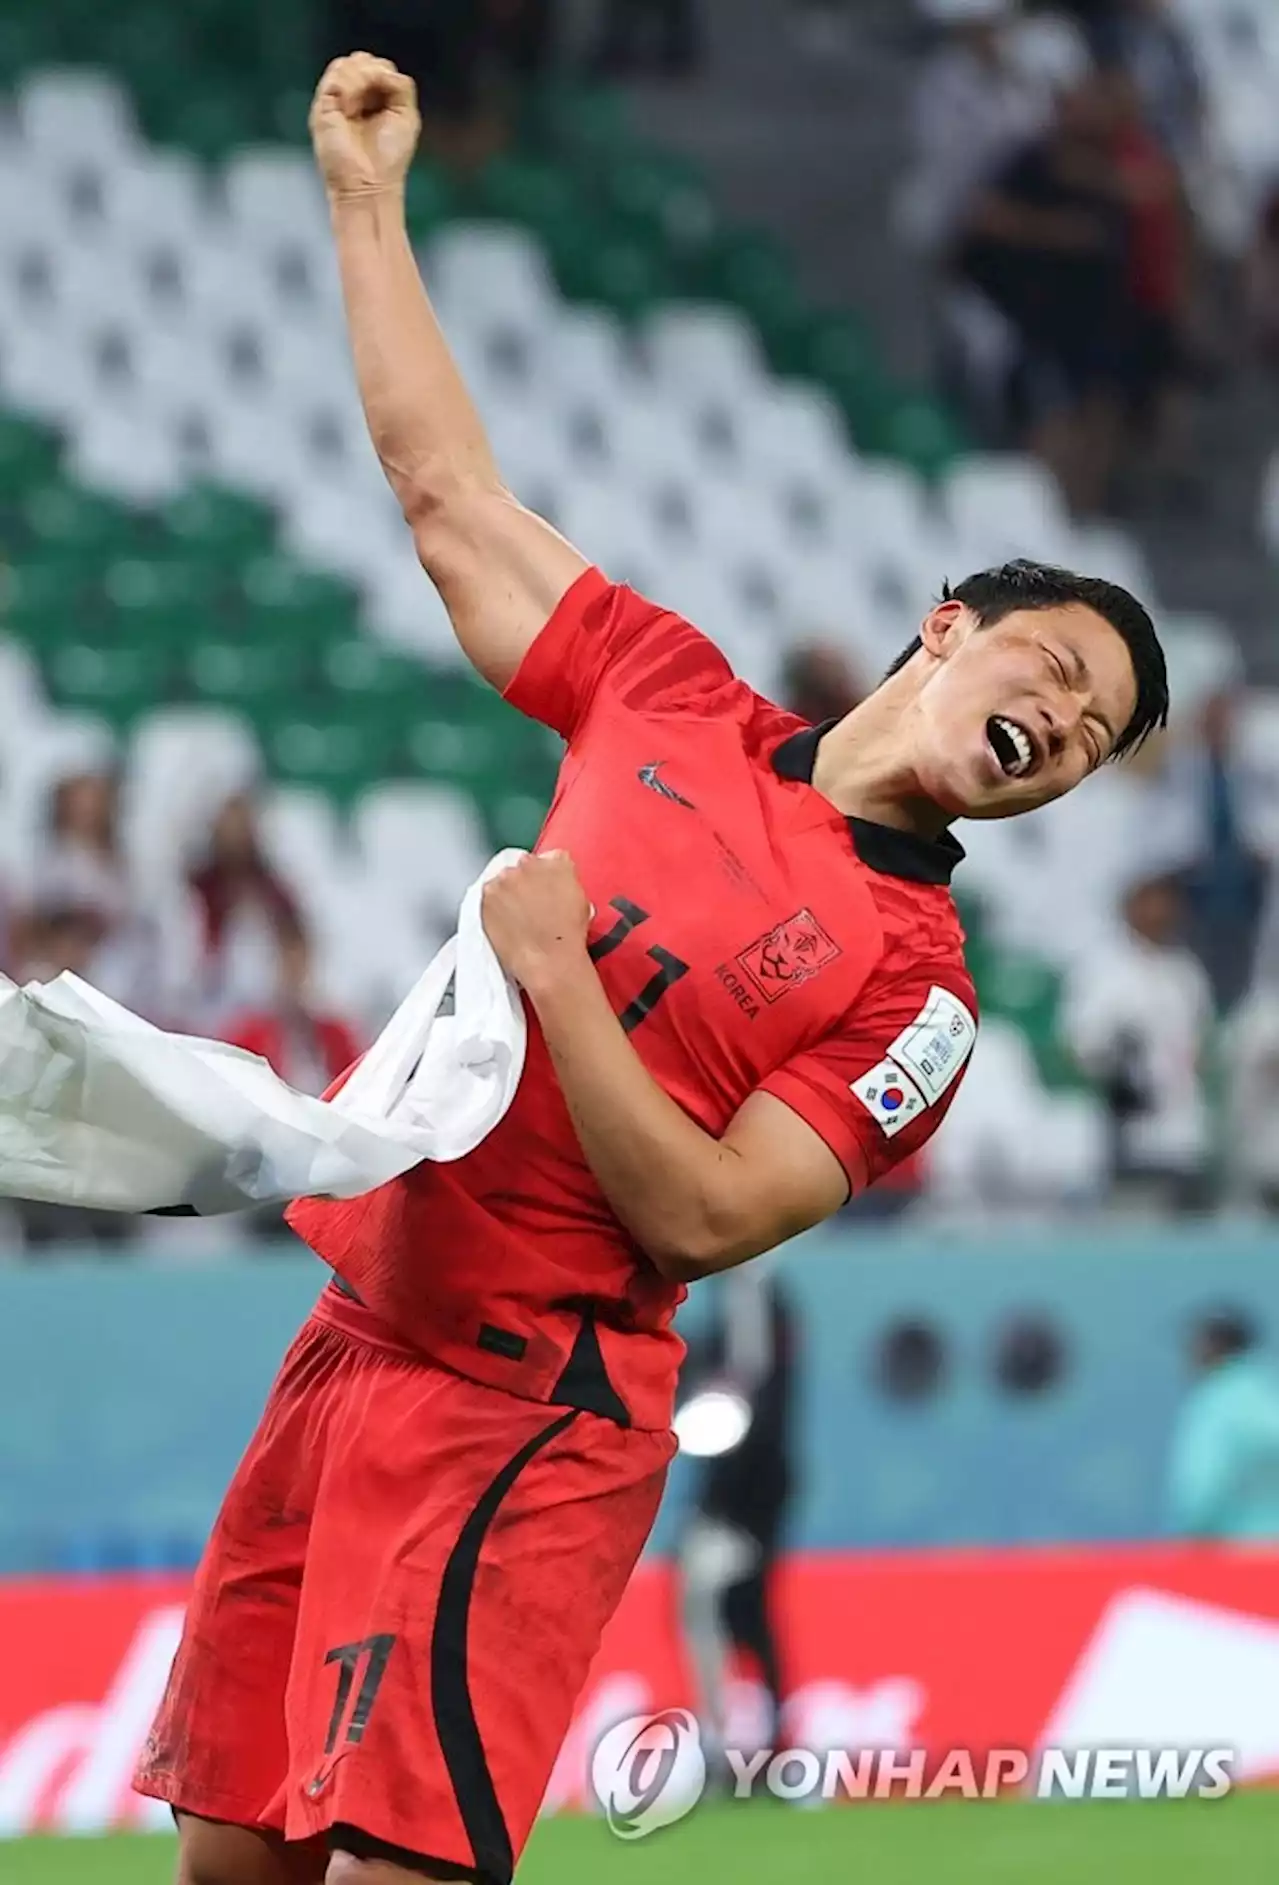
[309,52,420,201]
[481,852,593,997]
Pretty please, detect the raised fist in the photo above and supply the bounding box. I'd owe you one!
[309,52,420,201]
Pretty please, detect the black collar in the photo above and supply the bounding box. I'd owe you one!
[770,721,965,888]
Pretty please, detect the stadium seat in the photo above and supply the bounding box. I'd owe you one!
[942,454,1075,565]
[70,411,187,503]
[95,150,210,241]
[642,304,766,406]
[15,69,139,164]
[353,781,489,926]
[424,224,556,334]
[221,146,328,244]
[259,785,353,920]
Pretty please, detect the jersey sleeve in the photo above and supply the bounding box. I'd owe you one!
[759,970,978,1190]
[502,565,733,742]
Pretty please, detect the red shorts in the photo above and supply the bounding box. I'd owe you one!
[134,1296,674,1880]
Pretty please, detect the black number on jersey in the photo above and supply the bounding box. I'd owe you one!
[588,897,690,1033]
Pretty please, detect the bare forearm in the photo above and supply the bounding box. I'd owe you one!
[526,958,746,1278]
[329,189,499,515]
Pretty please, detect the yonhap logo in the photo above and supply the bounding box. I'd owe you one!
[590,1710,706,1838]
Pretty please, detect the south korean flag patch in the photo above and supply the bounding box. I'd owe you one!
[850,1059,928,1139]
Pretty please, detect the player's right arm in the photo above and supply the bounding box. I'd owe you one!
[311,54,588,692]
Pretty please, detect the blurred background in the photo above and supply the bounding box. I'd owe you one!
[0,0,1274,1874]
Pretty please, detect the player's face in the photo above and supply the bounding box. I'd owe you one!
[907,603,1139,820]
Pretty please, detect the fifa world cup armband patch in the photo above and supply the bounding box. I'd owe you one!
[850,985,977,1136]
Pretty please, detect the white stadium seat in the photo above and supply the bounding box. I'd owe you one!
[69,411,187,503]
[642,303,766,405]
[221,148,329,242]
[354,782,489,925]
[95,152,209,241]
[942,454,1075,564]
[424,224,556,330]
[15,69,138,164]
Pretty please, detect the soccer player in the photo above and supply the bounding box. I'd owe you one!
[135,53,1169,1885]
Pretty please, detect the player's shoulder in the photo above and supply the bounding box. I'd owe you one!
[598,578,742,715]
[861,877,979,1022]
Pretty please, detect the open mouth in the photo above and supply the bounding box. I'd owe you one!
[986,715,1036,781]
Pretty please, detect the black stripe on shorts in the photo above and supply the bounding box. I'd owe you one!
[430,1407,580,1885]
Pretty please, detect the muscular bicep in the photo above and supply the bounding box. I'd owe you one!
[411,481,590,692]
[687,1090,862,1280]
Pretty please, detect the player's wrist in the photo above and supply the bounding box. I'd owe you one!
[515,946,594,1011]
[327,181,407,218]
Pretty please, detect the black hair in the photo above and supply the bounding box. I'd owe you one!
[883,559,1169,761]
[1193,1309,1257,1363]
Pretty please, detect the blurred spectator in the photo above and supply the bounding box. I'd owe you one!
[1220,978,1279,1214]
[678,1266,796,1762]
[223,929,361,1245]
[780,640,864,725]
[1063,872,1214,1212]
[1078,0,1204,171]
[901,0,1065,262]
[950,70,1138,512]
[14,763,167,1019]
[1169,690,1271,1011]
[589,0,701,78]
[186,790,304,1031]
[225,930,361,1098]
[1244,184,1278,363]
[1107,66,1193,456]
[7,898,139,1254]
[1165,1310,1279,1541]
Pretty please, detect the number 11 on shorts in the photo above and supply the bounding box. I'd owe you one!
[323,1632,397,1753]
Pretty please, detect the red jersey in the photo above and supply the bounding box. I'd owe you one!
[288,569,977,1429]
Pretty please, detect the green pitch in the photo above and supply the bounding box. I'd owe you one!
[6,1793,1276,1884]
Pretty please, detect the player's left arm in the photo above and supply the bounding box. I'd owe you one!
[483,855,972,1281]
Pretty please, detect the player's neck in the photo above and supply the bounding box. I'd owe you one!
[811,696,953,841]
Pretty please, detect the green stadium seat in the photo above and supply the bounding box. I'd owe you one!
[971,945,1085,1092]
[522,84,633,165]
[546,223,668,322]
[44,638,175,723]
[470,155,580,233]
[22,484,144,583]
[0,559,93,644]
[321,638,433,708]
[186,638,310,706]
[257,712,387,801]
[404,164,458,244]
[0,415,63,503]
[156,484,278,571]
[874,396,969,482]
[804,315,893,431]
[233,558,361,645]
[142,79,260,160]
[602,153,713,251]
[101,558,222,642]
[479,789,551,852]
[0,13,54,86]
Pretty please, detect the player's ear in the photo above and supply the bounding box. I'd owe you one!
[918,599,970,664]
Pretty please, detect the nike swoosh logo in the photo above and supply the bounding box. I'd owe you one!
[638,763,696,809]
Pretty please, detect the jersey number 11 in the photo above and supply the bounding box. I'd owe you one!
[587,897,690,1033]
